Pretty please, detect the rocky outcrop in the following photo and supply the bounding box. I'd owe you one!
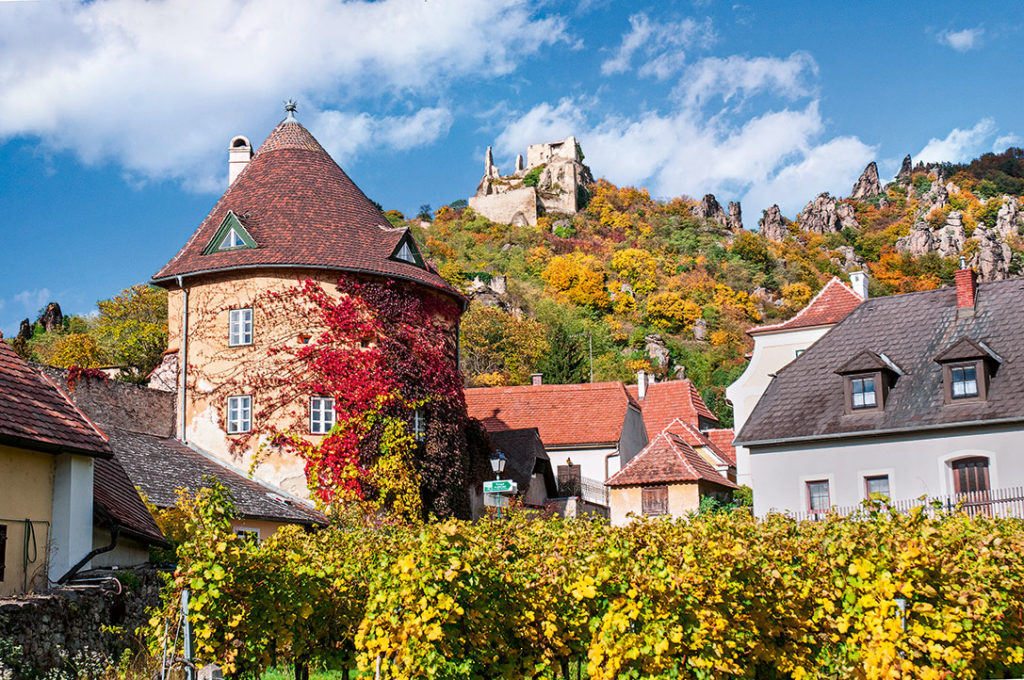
[971,226,1012,281]
[936,211,966,258]
[798,193,845,234]
[759,205,787,241]
[850,162,882,199]
[645,334,670,368]
[38,302,63,333]
[17,318,32,341]
[465,274,508,308]
[895,221,935,257]
[995,195,1022,239]
[692,318,708,342]
[830,245,866,272]
[837,202,859,229]
[896,154,913,182]
[727,201,742,231]
[692,194,729,227]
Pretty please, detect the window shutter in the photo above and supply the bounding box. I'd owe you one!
[642,486,668,515]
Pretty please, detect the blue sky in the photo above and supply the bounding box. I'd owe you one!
[2,0,1023,336]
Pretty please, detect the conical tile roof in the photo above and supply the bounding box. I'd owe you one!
[153,118,459,301]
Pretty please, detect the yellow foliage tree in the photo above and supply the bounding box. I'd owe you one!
[610,248,658,296]
[542,252,610,309]
[644,292,701,332]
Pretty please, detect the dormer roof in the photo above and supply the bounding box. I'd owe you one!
[933,337,1002,365]
[152,118,460,302]
[835,350,905,376]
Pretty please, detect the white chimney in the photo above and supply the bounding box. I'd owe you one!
[531,373,543,386]
[637,370,647,400]
[849,270,869,300]
[228,135,253,185]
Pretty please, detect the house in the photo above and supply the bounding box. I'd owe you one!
[605,424,738,526]
[0,341,164,597]
[148,103,464,499]
[485,427,558,509]
[38,366,326,539]
[727,273,866,487]
[465,379,648,484]
[736,266,1024,517]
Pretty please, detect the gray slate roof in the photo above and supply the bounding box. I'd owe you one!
[736,277,1024,445]
[106,428,326,525]
[487,427,558,498]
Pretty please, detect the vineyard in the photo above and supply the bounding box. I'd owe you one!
[150,485,1024,680]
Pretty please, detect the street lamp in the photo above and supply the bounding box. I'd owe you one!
[491,450,507,478]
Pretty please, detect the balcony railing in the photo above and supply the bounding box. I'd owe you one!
[556,474,609,507]
[791,486,1024,522]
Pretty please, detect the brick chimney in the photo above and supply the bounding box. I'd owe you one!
[955,264,977,313]
[531,373,543,386]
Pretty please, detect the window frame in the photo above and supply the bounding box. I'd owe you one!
[943,360,987,404]
[412,408,427,442]
[310,396,336,435]
[226,395,252,434]
[641,486,669,516]
[843,371,884,414]
[951,457,990,495]
[228,307,254,347]
[806,479,831,513]
[234,527,261,543]
[864,474,891,499]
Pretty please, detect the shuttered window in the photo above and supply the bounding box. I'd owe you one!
[641,486,668,516]
[952,457,990,494]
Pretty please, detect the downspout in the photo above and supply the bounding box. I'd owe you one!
[58,525,118,584]
[177,275,189,444]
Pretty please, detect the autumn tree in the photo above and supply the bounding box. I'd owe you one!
[94,284,168,379]
[459,303,549,386]
[542,252,609,309]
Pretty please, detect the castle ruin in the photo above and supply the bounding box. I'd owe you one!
[468,136,595,226]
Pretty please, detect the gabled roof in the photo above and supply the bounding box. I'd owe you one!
[750,277,863,335]
[933,337,1002,364]
[835,350,904,376]
[487,427,557,498]
[625,379,718,438]
[737,277,1024,446]
[662,418,733,468]
[703,428,737,467]
[466,382,641,447]
[93,456,166,546]
[606,431,738,488]
[0,341,111,457]
[106,428,326,526]
[152,117,460,302]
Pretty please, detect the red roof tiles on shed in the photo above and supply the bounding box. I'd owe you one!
[703,428,737,467]
[0,341,110,457]
[465,382,640,447]
[625,379,718,439]
[606,431,737,488]
[749,277,862,334]
[152,118,460,302]
[662,418,734,468]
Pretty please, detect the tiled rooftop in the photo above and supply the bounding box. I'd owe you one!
[750,277,862,334]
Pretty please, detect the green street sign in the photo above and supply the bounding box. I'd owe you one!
[484,479,517,494]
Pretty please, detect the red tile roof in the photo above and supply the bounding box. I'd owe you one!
[626,379,718,438]
[0,341,111,457]
[465,382,640,447]
[703,428,737,467]
[606,431,738,488]
[750,277,862,334]
[152,118,460,302]
[662,418,734,468]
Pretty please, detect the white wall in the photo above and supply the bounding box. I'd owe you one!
[750,424,1024,516]
[727,326,830,488]
[50,454,95,581]
[548,446,619,482]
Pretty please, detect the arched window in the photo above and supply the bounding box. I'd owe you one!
[951,457,990,494]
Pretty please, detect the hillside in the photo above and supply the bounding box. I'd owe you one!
[408,148,1024,426]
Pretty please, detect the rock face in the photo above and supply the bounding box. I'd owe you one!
[971,226,1012,282]
[895,221,935,257]
[759,204,787,241]
[831,245,866,272]
[38,302,63,333]
[645,334,670,368]
[850,162,883,199]
[996,195,1023,239]
[469,136,593,226]
[836,202,859,229]
[798,193,845,234]
[727,201,743,230]
[896,154,913,181]
[465,274,509,308]
[692,194,728,226]
[936,211,966,258]
[17,318,32,341]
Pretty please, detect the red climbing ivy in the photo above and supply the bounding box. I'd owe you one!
[65,365,109,392]
[231,277,488,519]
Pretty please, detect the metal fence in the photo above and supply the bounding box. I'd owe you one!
[792,486,1024,522]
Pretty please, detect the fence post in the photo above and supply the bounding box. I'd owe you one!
[182,589,194,680]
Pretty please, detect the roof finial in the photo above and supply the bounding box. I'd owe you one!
[283,99,298,123]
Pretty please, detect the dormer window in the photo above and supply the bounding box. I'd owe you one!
[934,337,1001,405]
[850,376,877,409]
[836,351,903,414]
[388,231,425,268]
[221,229,245,249]
[203,211,256,254]
[395,241,415,264]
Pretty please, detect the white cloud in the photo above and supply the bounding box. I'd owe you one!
[312,107,454,166]
[937,27,983,52]
[678,52,818,107]
[0,0,568,189]
[13,288,51,315]
[917,118,997,163]
[601,13,715,79]
[994,133,1022,152]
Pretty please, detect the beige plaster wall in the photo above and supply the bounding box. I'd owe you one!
[0,445,54,596]
[229,518,295,541]
[169,268,457,500]
[609,483,701,526]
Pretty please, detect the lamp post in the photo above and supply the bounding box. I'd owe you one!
[490,450,507,518]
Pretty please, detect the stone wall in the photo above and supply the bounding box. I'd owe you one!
[36,365,176,438]
[468,188,538,227]
[0,566,165,678]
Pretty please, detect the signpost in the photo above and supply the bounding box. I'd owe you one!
[484,479,517,494]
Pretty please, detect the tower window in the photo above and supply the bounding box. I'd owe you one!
[310,397,336,434]
[227,396,252,434]
[412,408,427,442]
[229,308,253,346]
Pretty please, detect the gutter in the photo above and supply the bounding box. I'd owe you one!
[736,415,1024,448]
[177,275,188,444]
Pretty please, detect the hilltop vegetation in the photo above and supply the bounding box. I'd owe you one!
[409,149,1024,426]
